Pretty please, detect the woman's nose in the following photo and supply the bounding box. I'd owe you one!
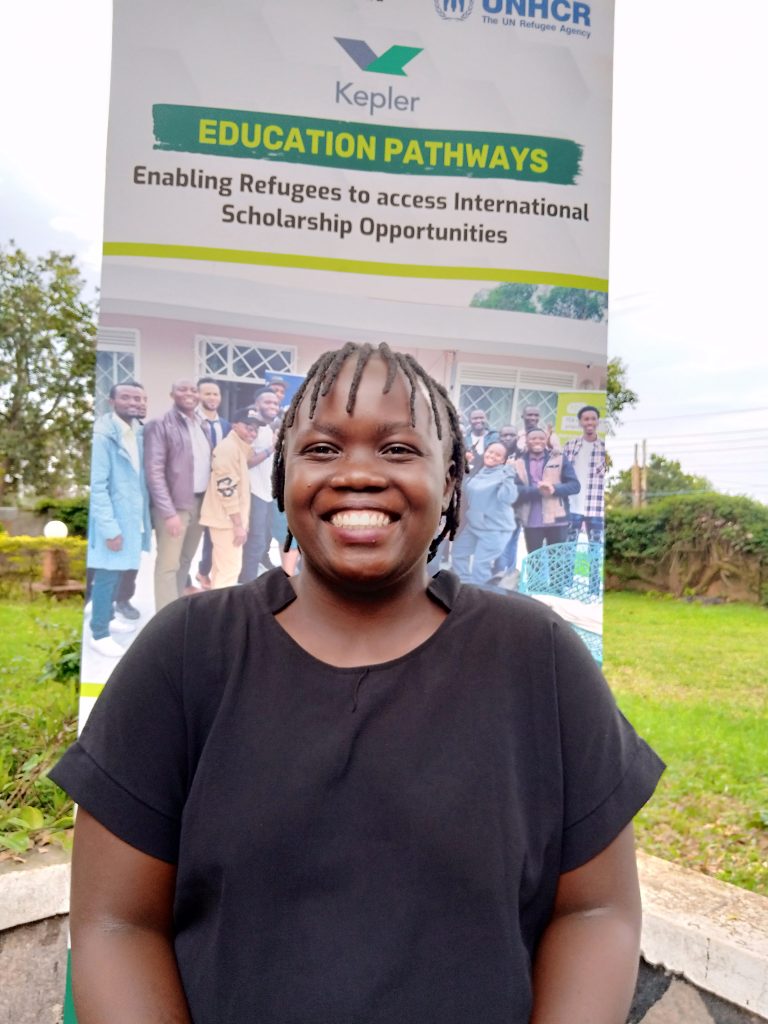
[329,451,388,489]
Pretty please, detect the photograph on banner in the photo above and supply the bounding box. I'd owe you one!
[82,264,607,684]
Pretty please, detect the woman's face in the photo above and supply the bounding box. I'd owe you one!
[282,356,454,591]
[483,443,507,468]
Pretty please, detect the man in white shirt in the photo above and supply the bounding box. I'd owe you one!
[463,409,500,476]
[562,405,606,544]
[239,388,281,582]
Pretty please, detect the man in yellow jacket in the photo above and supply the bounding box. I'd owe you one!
[200,408,259,589]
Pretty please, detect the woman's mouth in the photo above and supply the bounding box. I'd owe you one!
[329,510,393,529]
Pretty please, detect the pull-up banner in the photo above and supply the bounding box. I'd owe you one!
[67,2,614,1016]
[100,0,612,291]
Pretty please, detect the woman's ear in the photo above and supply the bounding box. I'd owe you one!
[442,462,457,512]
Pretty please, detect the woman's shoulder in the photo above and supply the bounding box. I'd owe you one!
[432,570,564,634]
[176,569,293,622]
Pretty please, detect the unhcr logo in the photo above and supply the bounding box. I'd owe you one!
[434,0,474,19]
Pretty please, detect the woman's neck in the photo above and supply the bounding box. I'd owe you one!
[277,567,447,668]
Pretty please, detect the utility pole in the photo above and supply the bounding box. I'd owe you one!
[631,441,648,507]
[640,439,648,507]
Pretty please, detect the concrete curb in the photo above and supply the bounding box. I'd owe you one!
[0,849,70,933]
[1,849,766,1019]
[638,853,768,1019]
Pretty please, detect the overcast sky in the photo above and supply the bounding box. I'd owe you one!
[1,2,765,501]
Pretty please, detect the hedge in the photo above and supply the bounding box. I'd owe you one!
[33,497,89,538]
[605,493,768,603]
[0,536,87,595]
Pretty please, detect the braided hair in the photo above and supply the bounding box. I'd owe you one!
[271,342,465,562]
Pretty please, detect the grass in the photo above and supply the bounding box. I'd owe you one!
[603,591,768,893]
[0,597,80,859]
[1,590,766,893]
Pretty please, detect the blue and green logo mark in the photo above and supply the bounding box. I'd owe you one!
[334,38,422,76]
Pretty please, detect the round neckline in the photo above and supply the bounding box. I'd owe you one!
[249,568,462,674]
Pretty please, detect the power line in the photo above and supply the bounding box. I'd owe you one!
[608,444,768,456]
[610,442,765,454]
[607,434,768,450]
[609,437,768,450]
[610,427,768,441]
[613,406,768,424]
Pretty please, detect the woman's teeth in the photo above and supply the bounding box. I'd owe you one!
[330,510,392,529]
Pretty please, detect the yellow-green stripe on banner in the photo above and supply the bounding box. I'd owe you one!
[102,242,608,292]
[81,682,106,699]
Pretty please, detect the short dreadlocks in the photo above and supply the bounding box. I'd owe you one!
[271,342,465,562]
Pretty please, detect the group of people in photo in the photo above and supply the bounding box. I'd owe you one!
[85,375,295,657]
[453,401,606,589]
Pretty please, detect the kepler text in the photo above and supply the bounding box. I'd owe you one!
[335,81,421,117]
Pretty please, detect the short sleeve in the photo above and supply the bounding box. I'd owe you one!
[551,619,665,873]
[48,600,191,863]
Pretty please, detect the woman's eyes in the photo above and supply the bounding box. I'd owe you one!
[302,442,419,458]
[304,443,338,457]
[381,444,418,457]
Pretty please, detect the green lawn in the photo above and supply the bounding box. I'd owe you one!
[604,592,768,893]
[0,598,80,856]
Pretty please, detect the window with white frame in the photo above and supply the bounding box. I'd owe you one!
[95,328,140,416]
[456,365,577,432]
[196,335,297,417]
[197,336,295,383]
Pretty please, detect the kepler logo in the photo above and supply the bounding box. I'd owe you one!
[480,0,592,38]
[334,38,423,116]
[434,0,474,20]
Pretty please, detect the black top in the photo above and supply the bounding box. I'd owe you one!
[51,569,664,1024]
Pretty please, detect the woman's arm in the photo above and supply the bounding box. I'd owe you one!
[498,464,519,505]
[530,823,642,1024]
[70,808,192,1024]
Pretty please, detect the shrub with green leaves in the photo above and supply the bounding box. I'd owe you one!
[0,535,86,595]
[34,497,89,538]
[606,494,768,602]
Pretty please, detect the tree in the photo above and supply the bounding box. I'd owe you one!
[607,453,714,508]
[470,282,607,321]
[605,356,638,432]
[0,244,96,501]
[538,286,607,322]
[470,282,537,313]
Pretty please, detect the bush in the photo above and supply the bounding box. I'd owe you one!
[0,536,87,595]
[34,497,89,538]
[40,627,82,687]
[606,494,768,602]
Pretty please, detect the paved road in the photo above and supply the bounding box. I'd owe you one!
[632,962,766,1024]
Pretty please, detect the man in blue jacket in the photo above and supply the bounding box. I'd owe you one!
[87,382,151,658]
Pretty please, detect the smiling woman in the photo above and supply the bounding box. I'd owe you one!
[50,342,663,1024]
